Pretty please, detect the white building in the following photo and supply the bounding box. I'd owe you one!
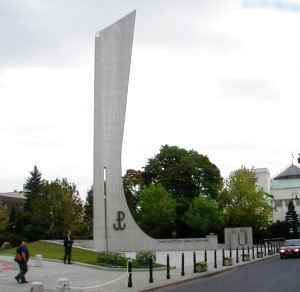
[255,164,300,223]
[0,192,25,211]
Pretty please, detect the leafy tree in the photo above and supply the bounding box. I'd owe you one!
[144,145,223,236]
[144,145,222,200]
[269,220,290,239]
[136,184,176,238]
[285,200,298,238]
[45,179,84,238]
[219,167,272,234]
[123,169,144,218]
[23,166,44,212]
[0,206,8,233]
[184,197,224,236]
[84,187,93,238]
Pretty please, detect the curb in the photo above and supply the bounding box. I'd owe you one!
[38,257,169,273]
[139,254,278,291]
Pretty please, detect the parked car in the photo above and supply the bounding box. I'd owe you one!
[280,239,300,259]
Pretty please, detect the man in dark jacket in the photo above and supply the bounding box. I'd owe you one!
[63,231,74,264]
[15,241,29,284]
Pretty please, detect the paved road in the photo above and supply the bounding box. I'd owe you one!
[159,256,300,292]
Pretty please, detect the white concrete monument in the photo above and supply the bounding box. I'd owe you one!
[93,11,218,252]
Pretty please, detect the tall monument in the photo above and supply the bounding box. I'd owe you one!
[93,11,157,252]
[93,11,218,252]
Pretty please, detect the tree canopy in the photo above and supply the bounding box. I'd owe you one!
[136,184,176,238]
[144,145,223,200]
[184,196,224,236]
[218,167,272,234]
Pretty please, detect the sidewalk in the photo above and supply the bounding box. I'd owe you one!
[0,250,277,292]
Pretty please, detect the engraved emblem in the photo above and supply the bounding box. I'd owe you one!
[113,211,126,231]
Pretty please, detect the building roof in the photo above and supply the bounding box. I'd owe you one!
[274,164,300,180]
[0,192,26,200]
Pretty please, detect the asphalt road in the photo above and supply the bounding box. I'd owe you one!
[159,256,300,292]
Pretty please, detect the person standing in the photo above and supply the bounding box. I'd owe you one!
[14,241,29,284]
[63,231,73,264]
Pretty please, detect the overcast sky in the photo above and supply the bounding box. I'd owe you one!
[1,0,300,198]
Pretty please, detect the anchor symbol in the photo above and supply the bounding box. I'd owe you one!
[113,211,126,231]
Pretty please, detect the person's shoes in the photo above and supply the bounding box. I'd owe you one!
[14,276,20,283]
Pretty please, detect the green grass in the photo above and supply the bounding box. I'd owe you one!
[0,241,98,265]
[0,241,163,268]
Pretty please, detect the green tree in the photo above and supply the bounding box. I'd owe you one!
[137,184,176,238]
[0,206,8,233]
[144,145,222,200]
[84,187,93,238]
[184,197,224,236]
[219,167,272,234]
[45,179,84,238]
[123,169,144,218]
[144,145,223,236]
[23,166,44,212]
[285,200,298,238]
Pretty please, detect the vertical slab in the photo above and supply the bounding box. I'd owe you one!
[93,11,157,252]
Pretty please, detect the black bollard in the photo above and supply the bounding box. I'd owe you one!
[166,254,170,279]
[236,247,239,264]
[247,246,250,259]
[242,247,245,262]
[256,245,259,258]
[222,248,225,266]
[214,249,217,269]
[264,243,267,256]
[149,257,153,283]
[230,247,232,259]
[261,244,264,257]
[181,253,185,276]
[128,260,133,288]
[204,249,207,263]
[252,246,255,260]
[193,251,196,273]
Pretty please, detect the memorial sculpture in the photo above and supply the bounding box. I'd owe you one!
[93,11,217,252]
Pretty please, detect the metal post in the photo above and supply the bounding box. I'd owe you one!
[256,245,259,258]
[222,248,225,266]
[229,247,232,259]
[247,246,250,259]
[149,257,153,283]
[103,167,109,252]
[204,249,207,263]
[181,253,185,276]
[242,247,245,262]
[252,246,255,260]
[166,254,170,279]
[236,247,239,263]
[214,250,217,269]
[261,244,263,257]
[193,251,196,273]
[264,243,267,256]
[128,260,133,288]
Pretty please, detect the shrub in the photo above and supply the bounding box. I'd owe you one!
[136,250,156,266]
[96,252,127,267]
[195,261,207,272]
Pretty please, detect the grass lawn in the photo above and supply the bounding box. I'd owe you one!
[0,241,98,265]
[0,241,163,268]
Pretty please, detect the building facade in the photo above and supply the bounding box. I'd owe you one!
[0,192,25,211]
[256,164,300,223]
